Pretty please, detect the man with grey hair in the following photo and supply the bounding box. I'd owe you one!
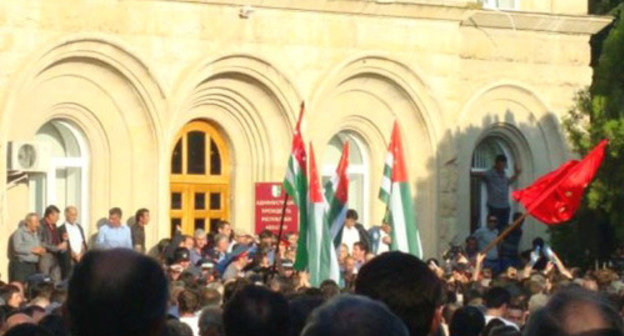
[198,307,223,336]
[301,295,408,336]
[209,234,229,264]
[524,286,624,336]
[190,229,208,266]
[10,213,45,283]
[58,206,87,277]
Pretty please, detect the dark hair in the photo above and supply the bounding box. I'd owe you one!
[449,306,485,336]
[50,289,67,304]
[44,205,61,218]
[39,314,69,336]
[346,209,358,221]
[353,242,369,254]
[108,207,122,218]
[67,249,168,336]
[532,237,545,250]
[22,305,45,318]
[300,295,408,336]
[135,208,149,223]
[524,286,624,336]
[174,248,190,263]
[199,287,222,308]
[495,155,507,163]
[289,296,324,336]
[178,290,199,314]
[5,324,53,336]
[32,282,54,300]
[511,212,523,222]
[482,319,505,336]
[223,285,290,336]
[0,285,20,304]
[485,287,511,309]
[355,252,443,336]
[488,325,520,336]
[198,307,223,336]
[217,221,230,230]
[223,278,250,305]
[259,230,274,240]
[163,319,193,336]
[319,280,340,301]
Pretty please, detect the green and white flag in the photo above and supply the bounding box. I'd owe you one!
[284,102,308,271]
[307,143,341,286]
[379,121,423,258]
[324,142,349,248]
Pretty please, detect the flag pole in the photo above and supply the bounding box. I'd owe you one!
[481,212,528,255]
[271,192,290,274]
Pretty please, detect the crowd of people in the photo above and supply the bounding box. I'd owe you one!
[1,201,624,336]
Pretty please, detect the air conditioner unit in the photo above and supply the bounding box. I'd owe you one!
[8,141,52,172]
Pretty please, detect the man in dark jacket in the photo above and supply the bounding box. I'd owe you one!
[38,205,68,284]
[339,209,371,254]
[57,206,88,279]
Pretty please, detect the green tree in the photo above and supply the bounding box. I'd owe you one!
[552,3,624,267]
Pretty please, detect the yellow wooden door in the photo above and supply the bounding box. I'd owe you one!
[169,121,230,236]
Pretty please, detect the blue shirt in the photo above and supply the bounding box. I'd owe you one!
[483,168,511,209]
[96,224,133,249]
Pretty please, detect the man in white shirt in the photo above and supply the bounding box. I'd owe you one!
[484,286,520,330]
[58,206,87,278]
[340,209,371,254]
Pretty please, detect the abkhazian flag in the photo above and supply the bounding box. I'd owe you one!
[324,142,349,248]
[379,121,423,258]
[284,102,308,271]
[307,143,341,286]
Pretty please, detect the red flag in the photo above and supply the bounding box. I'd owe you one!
[512,139,608,225]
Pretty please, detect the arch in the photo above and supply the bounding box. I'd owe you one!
[310,55,443,256]
[455,82,570,249]
[170,54,302,235]
[0,36,166,248]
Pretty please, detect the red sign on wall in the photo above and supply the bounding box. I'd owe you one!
[255,182,299,235]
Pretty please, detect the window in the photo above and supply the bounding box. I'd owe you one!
[30,120,89,235]
[322,133,370,226]
[482,0,519,10]
[470,136,516,232]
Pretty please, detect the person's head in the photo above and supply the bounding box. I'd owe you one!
[259,230,274,246]
[381,223,391,233]
[163,319,193,336]
[194,229,207,250]
[524,286,624,336]
[0,285,23,309]
[319,280,340,301]
[135,208,150,226]
[217,221,232,237]
[223,285,290,336]
[66,249,168,336]
[24,213,39,232]
[64,206,78,224]
[289,296,324,336]
[345,210,358,228]
[449,306,485,336]
[301,294,408,336]
[199,287,222,308]
[465,236,477,251]
[355,252,444,336]
[44,205,60,224]
[108,208,122,227]
[487,215,498,230]
[177,290,199,315]
[173,248,191,269]
[485,287,511,314]
[183,235,194,250]
[198,307,224,336]
[38,314,68,336]
[4,323,51,336]
[343,256,355,274]
[532,237,545,250]
[494,154,507,171]
[505,304,525,329]
[487,325,520,336]
[339,244,349,261]
[352,242,367,261]
[214,234,229,252]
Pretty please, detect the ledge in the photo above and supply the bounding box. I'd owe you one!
[461,10,613,35]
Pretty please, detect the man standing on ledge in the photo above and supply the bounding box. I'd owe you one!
[97,208,132,250]
[131,208,150,253]
[474,154,521,232]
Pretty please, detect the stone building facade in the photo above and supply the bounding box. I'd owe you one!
[0,0,611,272]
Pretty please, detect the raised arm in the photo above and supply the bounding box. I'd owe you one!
[472,252,486,282]
[509,163,522,184]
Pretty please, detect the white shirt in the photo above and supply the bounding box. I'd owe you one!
[341,226,360,254]
[62,221,85,255]
[180,314,200,336]
[485,315,519,330]
[377,230,390,254]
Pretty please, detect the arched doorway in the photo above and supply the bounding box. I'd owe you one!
[30,120,90,234]
[169,121,230,236]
